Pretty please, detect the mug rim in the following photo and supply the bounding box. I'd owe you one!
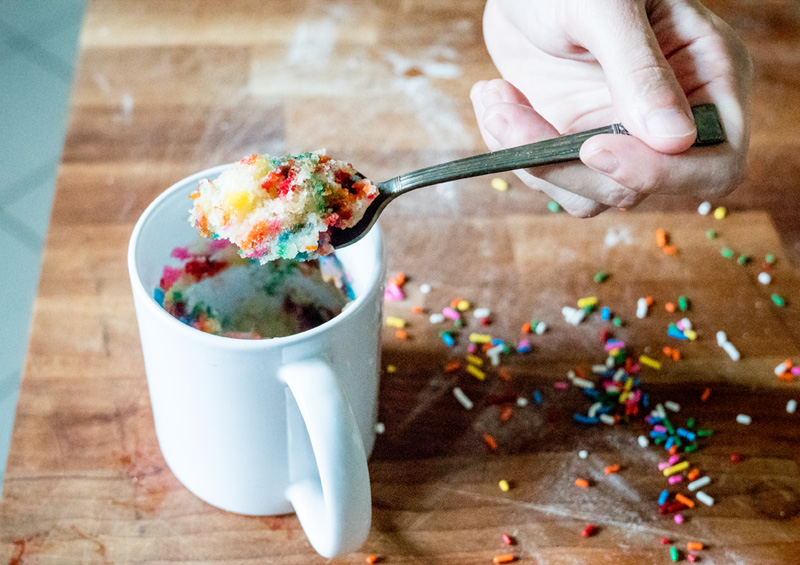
[127,163,385,350]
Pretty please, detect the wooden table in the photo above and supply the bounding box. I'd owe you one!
[3,1,800,563]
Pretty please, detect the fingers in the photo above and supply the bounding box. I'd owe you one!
[470,79,557,152]
[470,79,606,215]
[493,0,697,152]
[470,79,644,215]
[576,1,697,154]
[475,0,751,208]
[472,77,743,207]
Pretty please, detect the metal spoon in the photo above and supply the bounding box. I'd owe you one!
[329,103,725,248]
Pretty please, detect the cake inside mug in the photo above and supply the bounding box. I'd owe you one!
[155,238,353,339]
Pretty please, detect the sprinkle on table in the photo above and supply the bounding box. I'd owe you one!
[663,461,690,476]
[594,271,609,283]
[469,333,493,344]
[639,355,662,370]
[466,364,486,381]
[582,524,599,537]
[696,491,715,506]
[473,307,491,319]
[383,265,756,561]
[636,297,649,319]
[466,354,484,367]
[482,433,498,452]
[429,313,445,324]
[775,359,792,377]
[717,332,741,361]
[687,476,711,492]
[491,177,509,191]
[452,387,474,410]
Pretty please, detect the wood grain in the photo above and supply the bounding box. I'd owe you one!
[2,0,800,563]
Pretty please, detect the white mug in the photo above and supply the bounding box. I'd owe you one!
[127,165,385,557]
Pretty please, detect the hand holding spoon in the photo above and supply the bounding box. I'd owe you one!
[329,103,725,248]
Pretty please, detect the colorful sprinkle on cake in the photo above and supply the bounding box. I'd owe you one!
[189,151,379,262]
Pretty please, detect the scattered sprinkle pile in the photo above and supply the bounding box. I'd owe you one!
[364,200,798,563]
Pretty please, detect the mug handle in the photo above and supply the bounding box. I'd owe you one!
[279,358,372,557]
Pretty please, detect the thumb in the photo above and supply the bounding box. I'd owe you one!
[581,2,696,154]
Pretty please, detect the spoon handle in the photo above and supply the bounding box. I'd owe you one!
[381,103,725,194]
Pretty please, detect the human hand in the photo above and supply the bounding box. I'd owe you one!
[470,0,752,216]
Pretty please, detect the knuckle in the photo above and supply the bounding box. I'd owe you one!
[617,189,646,209]
[626,59,673,88]
[591,175,646,209]
[604,182,637,207]
[641,166,665,194]
[622,163,663,195]
[622,59,683,105]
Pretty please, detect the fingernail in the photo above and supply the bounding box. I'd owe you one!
[645,108,696,138]
[584,148,619,174]
[482,85,503,108]
[469,81,487,101]
[484,112,509,143]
